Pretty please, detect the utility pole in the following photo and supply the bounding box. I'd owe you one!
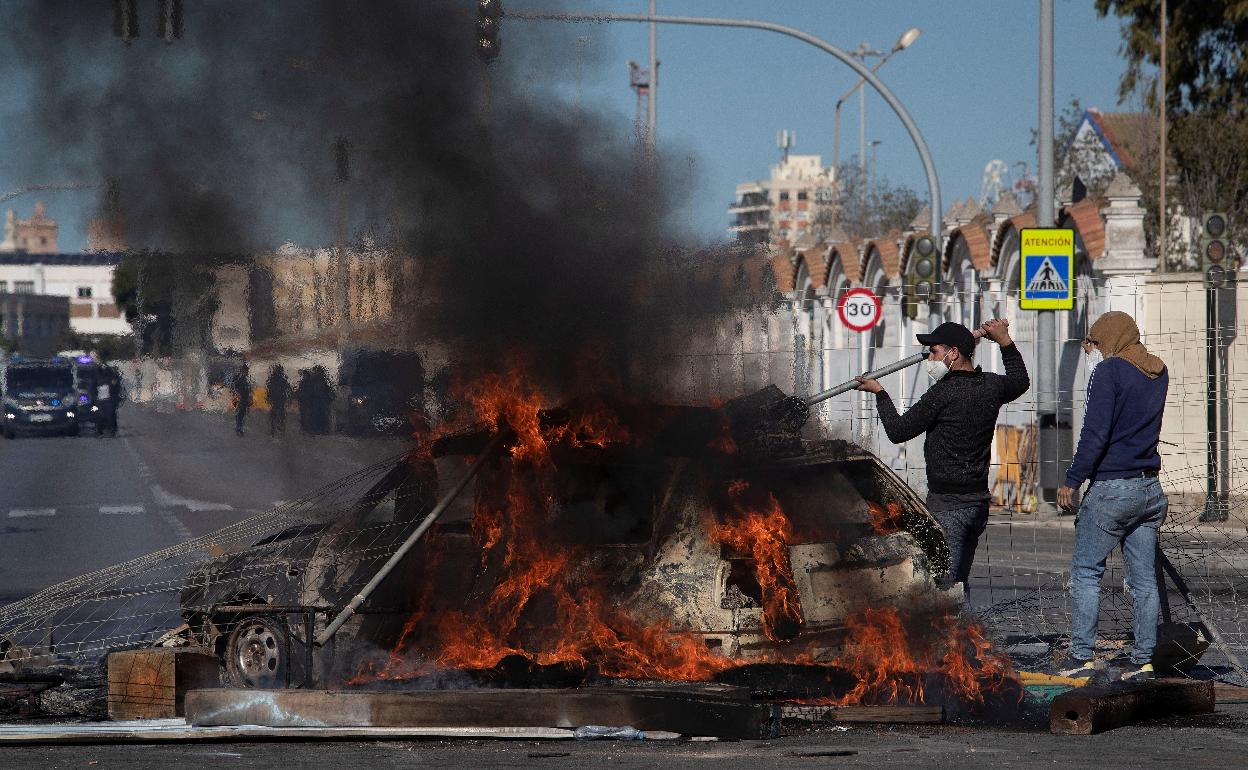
[1158,0,1167,273]
[1036,0,1061,510]
[647,0,658,164]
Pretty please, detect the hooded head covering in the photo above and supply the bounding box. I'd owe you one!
[1087,311,1165,379]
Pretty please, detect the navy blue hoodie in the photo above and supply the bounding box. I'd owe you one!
[1065,356,1168,487]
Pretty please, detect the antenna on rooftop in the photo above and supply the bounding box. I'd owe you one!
[777,130,794,163]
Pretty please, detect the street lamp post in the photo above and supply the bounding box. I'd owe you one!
[833,28,920,173]
[505,10,942,276]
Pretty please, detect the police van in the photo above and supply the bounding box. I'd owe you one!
[0,355,81,438]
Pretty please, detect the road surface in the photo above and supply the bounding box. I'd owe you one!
[0,404,406,604]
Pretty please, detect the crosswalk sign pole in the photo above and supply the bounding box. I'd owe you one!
[1019,227,1074,511]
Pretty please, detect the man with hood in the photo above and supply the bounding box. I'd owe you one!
[1057,311,1168,683]
[855,318,1029,591]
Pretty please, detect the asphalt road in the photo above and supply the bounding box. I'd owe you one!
[2,705,1247,769]
[0,404,407,604]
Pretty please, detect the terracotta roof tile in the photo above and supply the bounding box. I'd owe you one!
[1060,198,1106,260]
[770,251,797,293]
[991,207,1037,267]
[862,233,902,279]
[945,213,994,272]
[828,241,861,283]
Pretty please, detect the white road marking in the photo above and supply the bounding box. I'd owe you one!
[8,508,55,518]
[100,505,146,515]
[120,435,193,541]
[150,485,234,512]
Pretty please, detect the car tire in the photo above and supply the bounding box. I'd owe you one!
[224,615,302,688]
[66,424,79,437]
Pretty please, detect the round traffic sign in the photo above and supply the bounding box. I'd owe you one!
[837,287,882,332]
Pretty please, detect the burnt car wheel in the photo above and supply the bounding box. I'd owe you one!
[225,616,293,688]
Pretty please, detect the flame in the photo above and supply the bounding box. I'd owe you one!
[867,501,903,535]
[709,480,804,641]
[370,368,1018,707]
[830,606,1017,706]
[376,368,731,682]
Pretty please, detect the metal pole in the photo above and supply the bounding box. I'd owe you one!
[1201,285,1224,521]
[858,327,870,442]
[647,0,657,152]
[859,80,866,174]
[506,10,942,254]
[1158,0,1167,273]
[315,433,504,646]
[1036,0,1059,508]
[833,102,841,170]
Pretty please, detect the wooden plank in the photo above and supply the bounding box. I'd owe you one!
[779,704,945,724]
[1050,678,1214,735]
[185,687,775,739]
[0,720,576,745]
[107,649,221,720]
[1214,683,1248,704]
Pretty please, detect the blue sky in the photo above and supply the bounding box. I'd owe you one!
[0,1,1139,250]
[514,0,1141,242]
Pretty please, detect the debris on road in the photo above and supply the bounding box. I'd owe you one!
[1049,678,1215,735]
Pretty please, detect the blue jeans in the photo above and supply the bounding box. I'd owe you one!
[1070,477,1168,664]
[931,503,990,589]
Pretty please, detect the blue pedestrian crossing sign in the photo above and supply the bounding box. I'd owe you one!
[1019,228,1074,310]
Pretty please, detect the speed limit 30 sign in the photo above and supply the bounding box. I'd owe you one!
[837,287,882,332]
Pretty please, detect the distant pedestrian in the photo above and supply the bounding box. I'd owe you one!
[308,365,335,435]
[1056,311,1169,683]
[233,363,253,436]
[266,364,292,436]
[296,368,314,434]
[94,370,118,437]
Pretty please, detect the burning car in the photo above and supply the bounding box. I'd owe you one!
[176,390,957,692]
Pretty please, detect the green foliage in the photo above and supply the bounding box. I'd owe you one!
[1095,0,1248,116]
[833,162,923,242]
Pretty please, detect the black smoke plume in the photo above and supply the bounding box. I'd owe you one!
[4,1,768,391]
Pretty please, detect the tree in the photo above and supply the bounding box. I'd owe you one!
[1095,0,1248,116]
[832,162,922,242]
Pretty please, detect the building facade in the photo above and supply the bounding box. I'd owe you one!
[728,153,836,248]
[0,253,128,335]
[740,109,1239,500]
[0,292,70,356]
[1,202,58,254]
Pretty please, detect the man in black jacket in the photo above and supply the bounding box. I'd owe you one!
[855,319,1029,590]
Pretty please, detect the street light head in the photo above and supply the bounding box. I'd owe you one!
[894,27,921,51]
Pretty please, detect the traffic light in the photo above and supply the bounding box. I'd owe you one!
[113,0,139,42]
[903,234,939,319]
[477,0,503,62]
[157,0,184,43]
[1199,213,1231,286]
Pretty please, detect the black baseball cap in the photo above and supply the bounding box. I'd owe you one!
[917,321,976,360]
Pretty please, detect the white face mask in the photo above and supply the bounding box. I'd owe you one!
[924,352,952,383]
[1086,348,1103,377]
